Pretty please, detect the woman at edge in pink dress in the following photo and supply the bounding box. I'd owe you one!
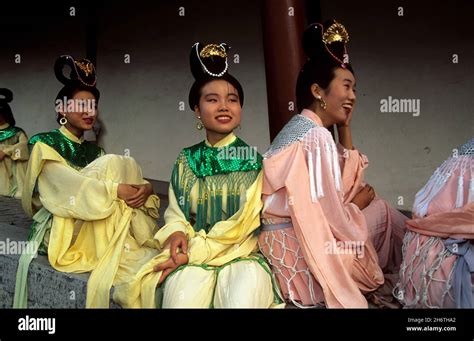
[394,138,473,308]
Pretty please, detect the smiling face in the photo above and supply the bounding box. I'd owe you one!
[194,79,241,143]
[60,90,98,133]
[316,67,356,125]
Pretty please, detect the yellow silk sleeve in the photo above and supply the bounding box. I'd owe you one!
[188,171,263,266]
[154,185,194,247]
[22,142,118,219]
[0,131,29,160]
[156,172,264,263]
[113,171,264,308]
[38,161,119,220]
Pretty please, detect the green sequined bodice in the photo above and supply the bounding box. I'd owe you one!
[183,138,262,178]
[28,129,103,169]
[0,126,21,143]
[172,138,262,233]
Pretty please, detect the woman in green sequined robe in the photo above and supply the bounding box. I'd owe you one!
[113,42,282,308]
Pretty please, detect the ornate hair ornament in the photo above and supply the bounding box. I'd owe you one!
[321,20,349,68]
[74,60,94,78]
[192,42,229,78]
[54,55,97,88]
[322,21,349,45]
[304,20,350,68]
[199,44,227,59]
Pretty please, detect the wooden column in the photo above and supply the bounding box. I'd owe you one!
[261,0,307,141]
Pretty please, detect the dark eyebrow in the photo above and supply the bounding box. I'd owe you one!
[343,79,356,88]
[204,92,239,98]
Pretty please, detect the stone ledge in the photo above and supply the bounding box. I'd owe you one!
[0,195,168,309]
[0,222,121,308]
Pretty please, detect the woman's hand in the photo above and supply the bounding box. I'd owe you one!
[153,253,189,284]
[124,183,153,208]
[336,112,354,150]
[117,184,138,201]
[154,231,189,283]
[351,184,375,210]
[337,109,352,128]
[163,231,188,262]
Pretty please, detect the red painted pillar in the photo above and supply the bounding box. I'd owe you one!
[261,0,307,141]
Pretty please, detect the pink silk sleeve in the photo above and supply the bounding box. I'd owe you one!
[308,132,369,243]
[336,142,369,203]
[408,202,474,239]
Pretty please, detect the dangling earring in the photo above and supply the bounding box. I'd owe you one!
[196,116,203,130]
[59,114,68,125]
[317,96,327,110]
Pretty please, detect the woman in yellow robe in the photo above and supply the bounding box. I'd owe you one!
[0,88,28,198]
[14,55,160,308]
[113,43,282,308]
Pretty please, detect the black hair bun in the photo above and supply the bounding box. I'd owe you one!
[0,88,13,104]
[302,23,326,59]
[302,19,349,64]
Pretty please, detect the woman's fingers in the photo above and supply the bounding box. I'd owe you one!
[126,198,145,208]
[126,188,148,207]
[365,185,375,200]
[127,186,145,201]
[153,262,165,272]
[153,258,173,272]
[170,239,181,263]
[118,184,138,201]
[181,239,188,254]
[159,267,175,284]
[154,257,183,284]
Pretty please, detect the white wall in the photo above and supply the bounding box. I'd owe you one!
[1,1,270,186]
[96,1,270,182]
[321,0,474,209]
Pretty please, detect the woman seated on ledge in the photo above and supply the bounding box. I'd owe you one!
[113,42,282,308]
[258,20,407,308]
[14,55,161,308]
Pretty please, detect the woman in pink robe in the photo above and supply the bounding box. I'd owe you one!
[258,20,407,308]
[394,138,473,308]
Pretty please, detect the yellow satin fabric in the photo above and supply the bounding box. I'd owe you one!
[22,132,161,307]
[113,171,265,308]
